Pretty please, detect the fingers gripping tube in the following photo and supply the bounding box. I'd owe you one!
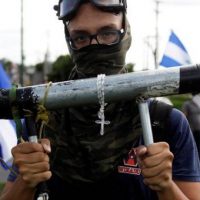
[25,116,49,200]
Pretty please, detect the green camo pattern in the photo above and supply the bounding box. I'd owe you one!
[45,101,142,184]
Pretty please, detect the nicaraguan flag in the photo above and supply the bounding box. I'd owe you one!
[0,63,17,169]
[159,30,191,67]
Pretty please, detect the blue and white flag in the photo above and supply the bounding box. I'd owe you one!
[0,63,17,169]
[159,30,191,67]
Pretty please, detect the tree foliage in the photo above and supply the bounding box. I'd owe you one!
[35,62,44,72]
[48,55,74,82]
[0,59,12,73]
[125,62,135,72]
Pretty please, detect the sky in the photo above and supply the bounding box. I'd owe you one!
[0,0,200,71]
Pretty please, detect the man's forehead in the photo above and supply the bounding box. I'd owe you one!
[68,24,120,34]
[67,4,123,32]
[68,17,122,33]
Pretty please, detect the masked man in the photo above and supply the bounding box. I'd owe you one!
[1,1,200,200]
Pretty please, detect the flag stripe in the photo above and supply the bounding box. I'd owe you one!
[169,31,188,52]
[0,64,11,89]
[0,62,17,170]
[159,30,191,68]
[162,42,191,64]
[0,120,17,163]
[159,55,182,67]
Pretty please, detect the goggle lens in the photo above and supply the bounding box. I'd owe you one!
[93,0,123,6]
[58,0,126,20]
[60,0,80,19]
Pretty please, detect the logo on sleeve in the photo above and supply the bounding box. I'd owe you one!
[118,148,141,175]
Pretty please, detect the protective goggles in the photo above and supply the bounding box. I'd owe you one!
[55,0,127,21]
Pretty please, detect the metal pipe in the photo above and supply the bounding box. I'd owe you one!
[0,64,200,119]
[138,101,154,146]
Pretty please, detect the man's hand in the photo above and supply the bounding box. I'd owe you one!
[11,138,52,188]
[136,142,174,192]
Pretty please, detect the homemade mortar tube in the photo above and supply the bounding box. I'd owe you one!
[0,64,200,119]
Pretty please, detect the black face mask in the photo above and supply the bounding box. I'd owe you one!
[66,17,132,79]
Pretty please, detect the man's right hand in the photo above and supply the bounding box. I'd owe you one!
[11,138,52,188]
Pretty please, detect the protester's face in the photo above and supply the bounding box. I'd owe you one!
[67,2,123,49]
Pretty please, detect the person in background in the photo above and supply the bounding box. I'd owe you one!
[1,1,200,199]
[182,93,200,158]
